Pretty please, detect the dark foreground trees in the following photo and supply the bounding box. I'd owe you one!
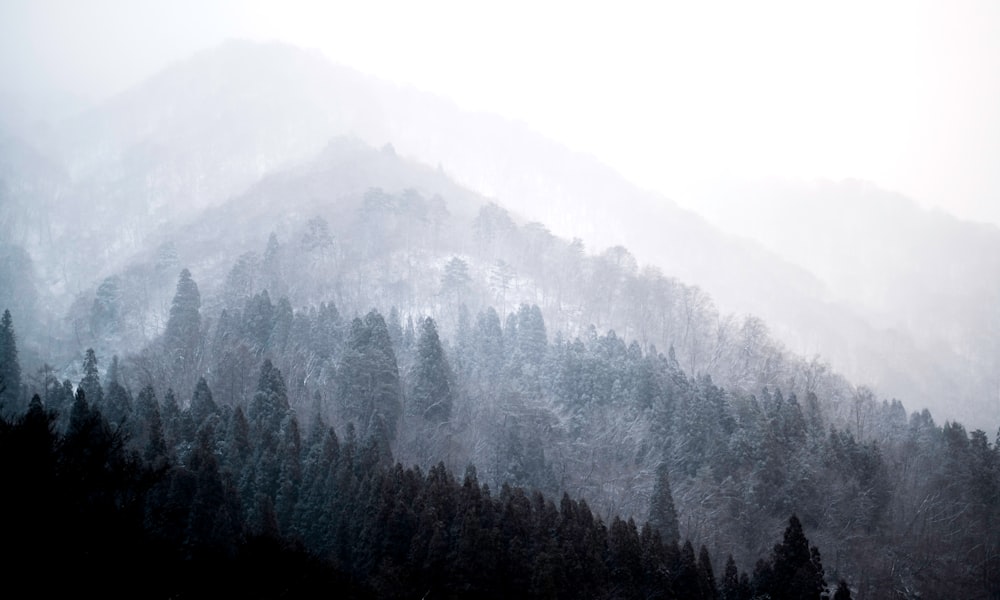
[0,385,830,599]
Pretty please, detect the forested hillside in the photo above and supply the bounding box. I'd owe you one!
[1,41,983,431]
[2,199,998,596]
[1,39,999,600]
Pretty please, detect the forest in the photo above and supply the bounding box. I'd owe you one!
[3,304,834,599]
[4,23,1000,600]
[2,197,999,598]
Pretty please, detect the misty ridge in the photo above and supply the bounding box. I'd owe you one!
[1,39,999,599]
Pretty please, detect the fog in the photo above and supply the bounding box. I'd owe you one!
[3,4,1000,596]
[2,1,999,428]
[4,0,1000,222]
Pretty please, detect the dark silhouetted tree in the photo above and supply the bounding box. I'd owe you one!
[768,515,827,600]
[649,462,680,545]
[833,579,852,600]
[0,309,23,413]
[79,348,103,408]
[189,377,219,428]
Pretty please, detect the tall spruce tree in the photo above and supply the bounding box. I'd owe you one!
[410,317,453,423]
[164,268,202,379]
[79,348,103,408]
[336,310,402,443]
[648,462,680,545]
[768,515,827,600]
[103,355,132,427]
[0,309,22,413]
[189,377,219,429]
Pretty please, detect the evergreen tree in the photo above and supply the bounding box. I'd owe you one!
[833,579,852,600]
[134,385,168,468]
[275,415,302,536]
[410,317,453,423]
[648,462,680,545]
[249,359,290,442]
[103,355,132,428]
[721,555,741,600]
[675,540,702,598]
[187,419,242,556]
[164,268,202,378]
[0,309,22,413]
[224,405,251,478]
[768,515,827,600]
[441,256,472,308]
[515,304,547,366]
[336,310,402,443]
[79,348,104,408]
[161,387,183,449]
[90,275,122,337]
[698,545,719,600]
[189,376,219,428]
[473,307,505,386]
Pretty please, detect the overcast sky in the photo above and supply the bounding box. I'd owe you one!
[3,0,999,225]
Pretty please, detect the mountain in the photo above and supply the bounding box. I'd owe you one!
[691,178,1000,430]
[0,39,993,429]
[0,40,998,598]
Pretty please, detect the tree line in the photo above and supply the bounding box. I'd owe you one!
[3,245,999,597]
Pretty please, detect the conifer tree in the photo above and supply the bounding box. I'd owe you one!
[0,309,22,413]
[103,355,132,427]
[161,387,182,448]
[135,385,168,468]
[410,317,453,423]
[189,376,219,428]
[833,579,852,600]
[336,310,402,443]
[698,545,719,600]
[648,462,680,545]
[768,515,827,600]
[164,268,202,378]
[79,348,104,408]
[721,555,741,600]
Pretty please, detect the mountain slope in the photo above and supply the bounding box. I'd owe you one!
[1,39,989,427]
[692,178,1000,430]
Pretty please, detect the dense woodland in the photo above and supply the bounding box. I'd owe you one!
[2,214,999,597]
[3,37,1000,600]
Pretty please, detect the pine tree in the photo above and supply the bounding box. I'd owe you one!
[189,376,219,429]
[134,385,168,468]
[833,579,852,600]
[410,317,453,423]
[0,309,23,413]
[648,462,680,545]
[721,555,741,600]
[103,355,132,427]
[90,275,122,337]
[769,514,827,600]
[474,307,505,386]
[698,545,719,600]
[275,415,302,535]
[675,540,702,598]
[441,256,472,308]
[161,387,183,449]
[79,348,104,408]
[336,310,402,443]
[249,359,290,443]
[164,268,202,378]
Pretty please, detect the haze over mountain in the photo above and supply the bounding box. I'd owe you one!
[1,40,995,430]
[1,20,1000,598]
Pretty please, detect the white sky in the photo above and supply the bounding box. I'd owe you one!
[3,0,999,225]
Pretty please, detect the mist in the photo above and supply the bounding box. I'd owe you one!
[1,2,999,598]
